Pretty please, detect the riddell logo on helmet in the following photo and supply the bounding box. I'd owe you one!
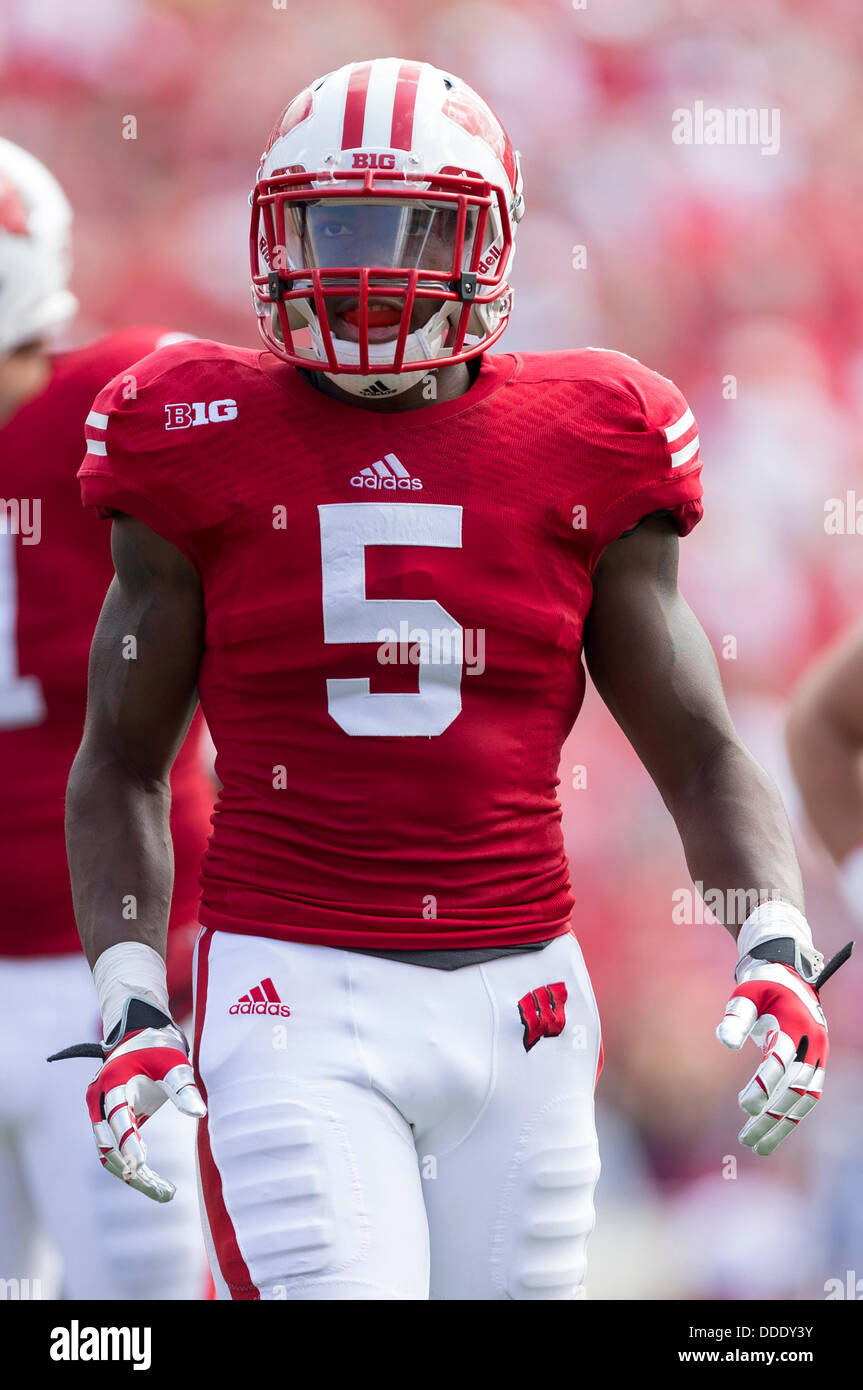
[477,244,501,274]
[229,978,290,1017]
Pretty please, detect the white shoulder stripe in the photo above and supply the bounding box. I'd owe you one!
[85,438,108,455]
[670,434,699,468]
[86,410,109,430]
[664,406,695,443]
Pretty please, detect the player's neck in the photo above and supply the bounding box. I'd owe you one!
[0,342,51,426]
[307,358,475,413]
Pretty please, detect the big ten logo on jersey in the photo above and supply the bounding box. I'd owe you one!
[351,453,422,490]
[351,151,397,169]
[164,400,238,430]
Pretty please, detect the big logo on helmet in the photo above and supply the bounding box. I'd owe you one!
[352,152,396,169]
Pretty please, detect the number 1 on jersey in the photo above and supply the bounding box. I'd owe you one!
[319,502,463,737]
[0,533,46,730]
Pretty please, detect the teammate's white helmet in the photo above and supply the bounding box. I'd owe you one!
[250,58,524,397]
[0,138,77,357]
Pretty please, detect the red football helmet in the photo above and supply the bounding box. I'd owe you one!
[250,58,524,397]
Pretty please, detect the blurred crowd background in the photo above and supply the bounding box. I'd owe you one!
[2,0,862,1299]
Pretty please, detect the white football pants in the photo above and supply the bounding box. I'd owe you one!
[193,928,602,1300]
[0,952,207,1300]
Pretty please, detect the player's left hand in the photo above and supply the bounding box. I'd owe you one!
[716,940,852,1156]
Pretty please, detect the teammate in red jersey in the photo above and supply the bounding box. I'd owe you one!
[0,137,211,1298]
[67,61,849,1300]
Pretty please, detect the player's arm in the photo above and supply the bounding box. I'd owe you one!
[61,514,206,1201]
[584,514,850,1154]
[585,514,802,921]
[786,623,863,869]
[68,513,204,964]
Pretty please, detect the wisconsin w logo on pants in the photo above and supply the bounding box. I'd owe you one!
[518,981,568,1052]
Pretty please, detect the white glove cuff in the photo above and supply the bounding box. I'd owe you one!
[734,900,822,984]
[838,846,863,924]
[92,941,169,1038]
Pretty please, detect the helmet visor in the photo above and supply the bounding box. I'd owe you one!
[284,199,482,278]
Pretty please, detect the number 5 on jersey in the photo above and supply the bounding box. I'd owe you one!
[319,503,463,738]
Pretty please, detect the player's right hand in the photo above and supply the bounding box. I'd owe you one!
[48,996,206,1202]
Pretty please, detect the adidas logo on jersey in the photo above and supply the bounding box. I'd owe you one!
[351,453,422,490]
[229,977,290,1017]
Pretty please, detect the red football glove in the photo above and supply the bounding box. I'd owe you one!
[716,940,852,1156]
[49,996,206,1201]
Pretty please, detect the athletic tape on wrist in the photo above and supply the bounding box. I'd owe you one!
[733,900,823,983]
[92,941,169,1038]
[735,899,813,960]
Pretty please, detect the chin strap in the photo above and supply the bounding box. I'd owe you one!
[299,292,473,398]
[323,367,427,399]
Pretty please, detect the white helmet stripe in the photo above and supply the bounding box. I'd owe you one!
[360,58,401,148]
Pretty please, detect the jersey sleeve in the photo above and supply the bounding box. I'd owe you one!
[78,343,221,569]
[583,352,704,569]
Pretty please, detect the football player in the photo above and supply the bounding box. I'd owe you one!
[65,60,849,1300]
[787,621,863,919]
[0,137,211,1298]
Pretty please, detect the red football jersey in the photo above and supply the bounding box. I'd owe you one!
[1,329,214,958]
[80,342,703,950]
